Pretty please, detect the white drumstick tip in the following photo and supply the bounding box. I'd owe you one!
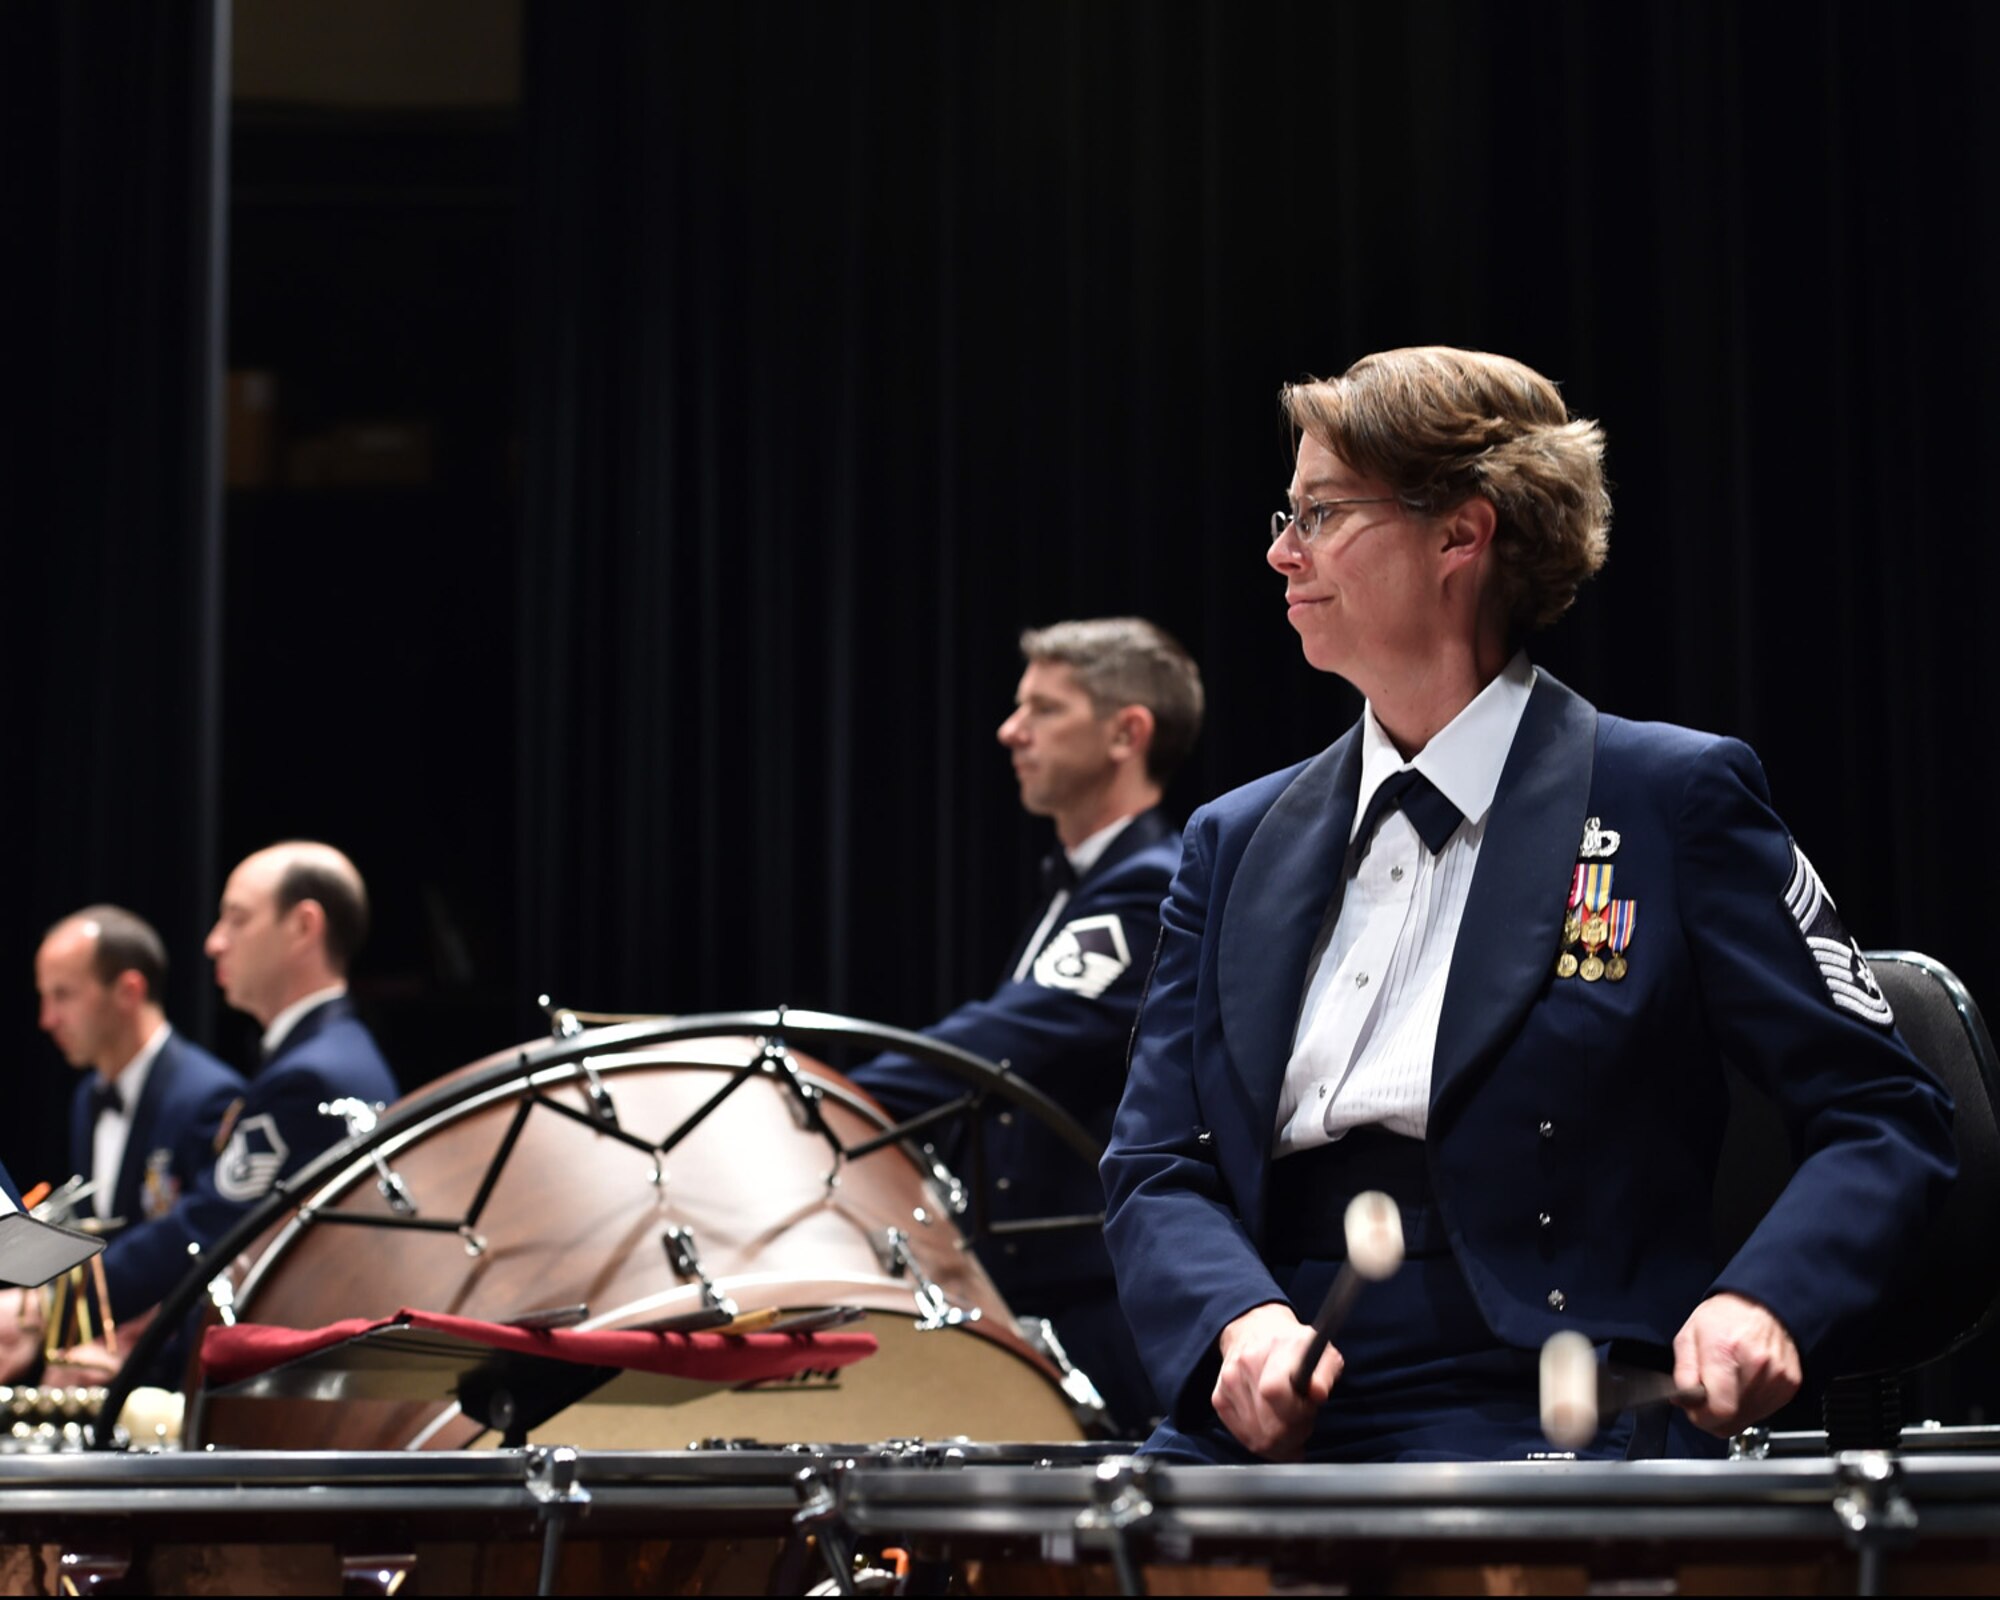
[1342,1190,1403,1282]
[1539,1329,1598,1450]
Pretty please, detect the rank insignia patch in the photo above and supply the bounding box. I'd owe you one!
[1783,843,1894,1027]
[1032,913,1133,998]
[214,1113,290,1201]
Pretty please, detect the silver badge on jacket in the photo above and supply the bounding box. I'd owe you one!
[213,1113,290,1201]
[1032,914,1133,998]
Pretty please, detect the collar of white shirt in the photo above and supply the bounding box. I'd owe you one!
[262,984,350,1061]
[1351,652,1538,842]
[97,1018,172,1116]
[1066,812,1138,879]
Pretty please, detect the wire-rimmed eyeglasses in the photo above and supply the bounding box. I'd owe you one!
[1269,497,1401,548]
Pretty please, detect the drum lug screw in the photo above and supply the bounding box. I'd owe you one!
[1729,1426,1772,1460]
[663,1225,740,1319]
[1077,1458,1155,1594]
[793,1461,866,1596]
[1833,1450,1918,1593]
[525,1444,591,1506]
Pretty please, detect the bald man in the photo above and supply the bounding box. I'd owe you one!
[198,841,398,1210]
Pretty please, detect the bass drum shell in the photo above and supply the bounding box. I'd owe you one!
[193,1039,1083,1450]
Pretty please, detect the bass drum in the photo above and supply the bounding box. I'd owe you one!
[192,1033,1087,1451]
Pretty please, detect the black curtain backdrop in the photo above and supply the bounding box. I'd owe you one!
[515,0,2000,1053]
[1,2,226,1187]
[8,1,2000,1406]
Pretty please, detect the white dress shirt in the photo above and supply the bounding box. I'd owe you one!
[1274,654,1537,1153]
[92,1020,171,1218]
[261,983,349,1060]
[1011,813,1137,983]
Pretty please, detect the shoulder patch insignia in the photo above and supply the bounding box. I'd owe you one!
[214,1113,290,1202]
[1782,843,1894,1028]
[1031,913,1133,999]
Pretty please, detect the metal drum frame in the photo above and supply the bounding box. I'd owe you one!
[9,1445,2000,1596]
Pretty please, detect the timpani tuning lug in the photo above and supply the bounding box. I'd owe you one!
[872,1227,981,1331]
[663,1225,740,1319]
[576,1056,620,1129]
[538,995,585,1040]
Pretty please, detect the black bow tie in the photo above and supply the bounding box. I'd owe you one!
[1353,768,1463,862]
[88,1078,125,1122]
[1039,850,1079,896]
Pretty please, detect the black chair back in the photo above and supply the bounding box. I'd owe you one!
[1837,952,2000,1379]
[1712,950,2000,1445]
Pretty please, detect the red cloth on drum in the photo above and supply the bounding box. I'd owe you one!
[200,1306,878,1387]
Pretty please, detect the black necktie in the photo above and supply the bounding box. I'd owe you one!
[1353,768,1463,863]
[89,1078,123,1123]
[1039,850,1079,897]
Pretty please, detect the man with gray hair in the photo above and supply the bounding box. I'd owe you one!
[852,617,1204,1433]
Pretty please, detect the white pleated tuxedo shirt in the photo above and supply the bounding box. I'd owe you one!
[1274,654,1537,1154]
[92,1020,171,1218]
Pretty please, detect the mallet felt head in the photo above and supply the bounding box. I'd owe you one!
[1342,1190,1404,1283]
[1539,1329,1598,1450]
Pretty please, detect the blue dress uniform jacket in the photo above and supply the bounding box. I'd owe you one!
[68,1033,245,1320]
[103,997,398,1325]
[1101,672,1957,1430]
[853,807,1181,1305]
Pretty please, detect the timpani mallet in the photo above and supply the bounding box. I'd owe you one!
[1290,1190,1404,1393]
[1538,1329,1709,1450]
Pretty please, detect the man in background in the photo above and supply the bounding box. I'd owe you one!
[851,617,1204,1434]
[0,907,246,1376]
[33,905,244,1316]
[198,839,399,1208]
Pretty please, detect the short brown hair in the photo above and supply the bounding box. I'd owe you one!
[1281,347,1610,634]
[1019,617,1205,785]
[51,905,168,1002]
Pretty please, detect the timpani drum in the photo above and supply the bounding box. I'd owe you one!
[184,1018,1095,1452]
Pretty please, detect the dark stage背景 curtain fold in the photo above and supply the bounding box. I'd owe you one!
[513,0,2000,1049]
[0,1,227,1188]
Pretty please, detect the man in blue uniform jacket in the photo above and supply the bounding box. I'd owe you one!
[1101,349,1956,1463]
[852,618,1204,1433]
[194,840,399,1225]
[32,905,244,1321]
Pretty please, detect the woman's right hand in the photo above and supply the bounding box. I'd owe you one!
[1211,1300,1340,1460]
